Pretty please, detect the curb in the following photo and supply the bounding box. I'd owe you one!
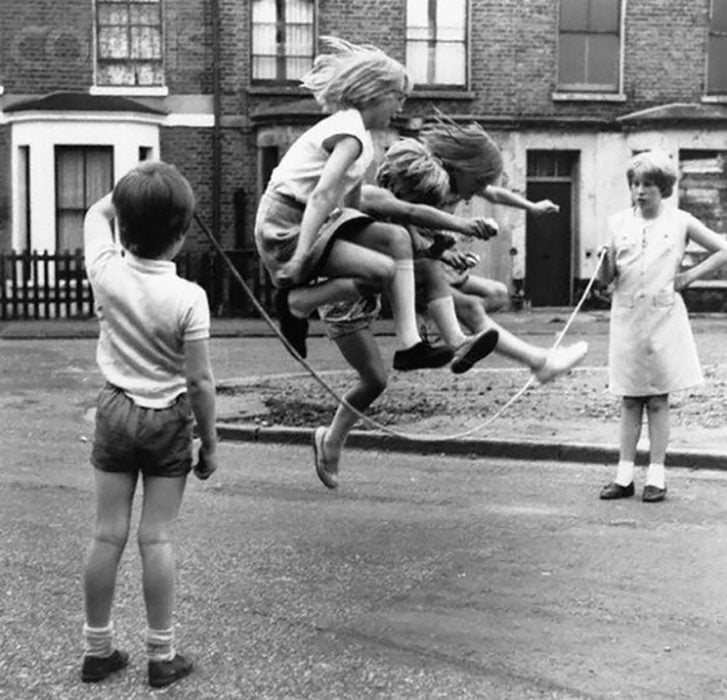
[217,423,727,471]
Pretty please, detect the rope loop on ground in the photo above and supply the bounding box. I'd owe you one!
[195,213,605,442]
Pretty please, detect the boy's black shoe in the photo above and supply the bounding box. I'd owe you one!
[393,341,453,371]
[275,289,309,358]
[148,653,194,688]
[81,649,129,683]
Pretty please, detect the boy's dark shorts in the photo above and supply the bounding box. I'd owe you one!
[91,383,193,478]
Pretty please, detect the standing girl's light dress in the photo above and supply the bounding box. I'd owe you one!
[607,205,703,396]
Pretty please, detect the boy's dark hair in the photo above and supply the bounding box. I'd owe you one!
[112,161,195,258]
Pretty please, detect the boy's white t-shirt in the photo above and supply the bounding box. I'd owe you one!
[85,217,210,409]
[267,109,374,203]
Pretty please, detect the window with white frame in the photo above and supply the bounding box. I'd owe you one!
[406,0,467,87]
[55,147,114,251]
[96,0,164,87]
[558,0,621,93]
[251,0,315,82]
[708,0,727,94]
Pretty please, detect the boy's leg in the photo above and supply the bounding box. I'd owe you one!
[82,469,136,682]
[138,474,193,687]
[138,475,187,631]
[84,470,136,628]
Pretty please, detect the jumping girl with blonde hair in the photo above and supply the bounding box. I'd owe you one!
[255,36,473,372]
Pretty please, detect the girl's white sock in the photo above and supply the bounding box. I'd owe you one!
[389,260,421,349]
[427,296,466,349]
[645,462,665,489]
[614,460,634,486]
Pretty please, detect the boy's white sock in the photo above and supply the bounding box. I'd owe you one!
[147,627,175,662]
[389,260,421,349]
[614,460,634,486]
[427,296,466,349]
[645,462,665,489]
[83,623,114,658]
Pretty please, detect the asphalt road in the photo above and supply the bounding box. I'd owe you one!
[2,334,727,698]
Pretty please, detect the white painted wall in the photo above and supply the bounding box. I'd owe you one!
[10,113,160,251]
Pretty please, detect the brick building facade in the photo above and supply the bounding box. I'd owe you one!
[1,0,726,313]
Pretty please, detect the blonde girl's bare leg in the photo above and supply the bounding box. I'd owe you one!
[451,287,587,380]
[313,327,388,489]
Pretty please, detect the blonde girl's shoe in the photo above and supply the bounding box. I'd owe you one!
[313,427,339,489]
[534,341,589,383]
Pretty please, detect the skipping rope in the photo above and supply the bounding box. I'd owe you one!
[193,212,606,442]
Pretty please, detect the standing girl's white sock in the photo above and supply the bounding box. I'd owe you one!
[614,460,634,486]
[645,462,665,489]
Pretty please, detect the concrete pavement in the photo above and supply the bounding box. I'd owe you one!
[2,308,726,469]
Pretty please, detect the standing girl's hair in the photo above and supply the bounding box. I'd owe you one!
[625,150,677,197]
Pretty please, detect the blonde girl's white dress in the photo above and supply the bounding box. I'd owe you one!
[607,206,704,396]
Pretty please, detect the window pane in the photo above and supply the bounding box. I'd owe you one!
[253,56,277,80]
[708,35,727,92]
[436,0,466,36]
[406,42,429,84]
[98,5,129,25]
[18,147,30,250]
[98,63,136,85]
[587,33,618,87]
[253,24,277,55]
[285,56,310,80]
[712,0,727,32]
[285,24,312,56]
[130,4,160,24]
[288,0,313,24]
[57,212,84,251]
[99,27,129,59]
[131,26,161,59]
[560,0,589,31]
[136,62,164,85]
[252,0,277,23]
[435,43,466,84]
[590,0,620,32]
[56,151,85,209]
[86,151,113,203]
[558,33,586,85]
[407,0,430,29]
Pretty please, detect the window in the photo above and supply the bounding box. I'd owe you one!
[55,147,114,251]
[406,0,467,87]
[96,0,163,87]
[18,147,31,250]
[558,0,621,92]
[251,0,315,82]
[708,0,727,94]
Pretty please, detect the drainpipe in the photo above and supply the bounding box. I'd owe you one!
[210,0,222,240]
[210,0,227,312]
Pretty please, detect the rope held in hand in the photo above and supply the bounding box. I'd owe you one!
[194,212,606,442]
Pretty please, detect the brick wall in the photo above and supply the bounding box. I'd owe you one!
[1,0,94,92]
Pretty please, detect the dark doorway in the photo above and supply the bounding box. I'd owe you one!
[525,151,577,306]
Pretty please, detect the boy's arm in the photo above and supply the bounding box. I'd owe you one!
[184,338,219,479]
[360,185,497,239]
[83,193,118,276]
[483,185,559,216]
[676,218,727,290]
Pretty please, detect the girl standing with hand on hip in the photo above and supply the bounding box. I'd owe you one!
[254,36,451,372]
[599,150,727,503]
